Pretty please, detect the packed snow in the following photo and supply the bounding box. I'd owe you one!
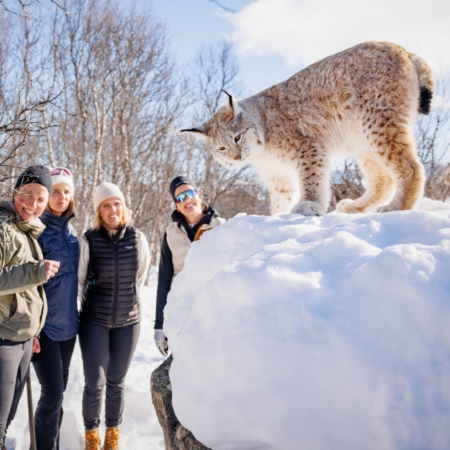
[5,276,166,450]
[165,198,450,450]
[6,198,450,450]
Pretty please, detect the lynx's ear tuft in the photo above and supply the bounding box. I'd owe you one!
[222,89,240,114]
[181,126,209,141]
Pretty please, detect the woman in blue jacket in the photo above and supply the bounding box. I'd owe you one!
[33,167,79,450]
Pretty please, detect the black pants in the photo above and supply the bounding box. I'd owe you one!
[78,321,140,430]
[32,332,76,450]
[0,339,32,448]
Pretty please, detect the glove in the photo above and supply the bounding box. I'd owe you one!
[154,329,169,357]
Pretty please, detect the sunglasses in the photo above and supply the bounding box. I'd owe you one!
[174,189,197,203]
[50,167,72,177]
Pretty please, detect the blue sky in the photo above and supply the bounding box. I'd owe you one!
[133,0,450,101]
[139,0,301,95]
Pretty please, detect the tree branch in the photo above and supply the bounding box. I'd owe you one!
[207,0,235,13]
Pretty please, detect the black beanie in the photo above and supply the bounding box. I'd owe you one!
[170,175,196,200]
[14,165,52,195]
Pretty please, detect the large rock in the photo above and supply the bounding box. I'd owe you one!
[150,355,211,450]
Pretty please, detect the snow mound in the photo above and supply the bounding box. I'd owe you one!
[164,198,450,450]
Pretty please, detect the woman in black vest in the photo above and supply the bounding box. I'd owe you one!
[78,182,150,450]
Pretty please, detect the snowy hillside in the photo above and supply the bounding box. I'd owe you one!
[6,278,166,450]
[165,198,450,450]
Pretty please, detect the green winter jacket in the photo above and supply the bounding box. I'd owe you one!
[0,200,48,341]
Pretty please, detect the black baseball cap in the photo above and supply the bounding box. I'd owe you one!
[169,176,196,201]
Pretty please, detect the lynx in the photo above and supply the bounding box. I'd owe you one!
[183,42,434,216]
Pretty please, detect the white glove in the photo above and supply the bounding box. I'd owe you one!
[154,329,169,357]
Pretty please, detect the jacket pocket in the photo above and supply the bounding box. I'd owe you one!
[6,293,22,323]
[0,294,14,324]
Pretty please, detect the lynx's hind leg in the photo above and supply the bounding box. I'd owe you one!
[375,126,425,212]
[337,153,394,214]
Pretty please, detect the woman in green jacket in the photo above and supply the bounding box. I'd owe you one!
[0,165,59,449]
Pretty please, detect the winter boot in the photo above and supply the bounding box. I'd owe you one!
[103,426,120,450]
[84,428,101,450]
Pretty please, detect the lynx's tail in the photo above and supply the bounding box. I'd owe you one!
[409,52,434,115]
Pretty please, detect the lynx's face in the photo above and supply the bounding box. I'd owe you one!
[208,109,263,168]
[181,92,264,169]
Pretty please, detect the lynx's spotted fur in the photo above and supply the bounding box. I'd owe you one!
[183,42,434,216]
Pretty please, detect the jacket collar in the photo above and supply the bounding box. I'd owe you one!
[171,205,219,225]
[99,225,127,242]
[171,205,219,241]
[40,210,74,233]
[0,200,45,239]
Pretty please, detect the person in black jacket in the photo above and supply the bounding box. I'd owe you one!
[33,167,79,450]
[154,176,225,356]
[78,182,150,450]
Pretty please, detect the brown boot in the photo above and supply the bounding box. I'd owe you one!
[103,427,120,450]
[84,428,101,450]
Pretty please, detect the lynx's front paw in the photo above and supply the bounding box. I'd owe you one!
[375,204,396,213]
[336,199,368,214]
[291,201,325,216]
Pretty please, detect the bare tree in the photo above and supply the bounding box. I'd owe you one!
[207,0,235,13]
[1,0,190,265]
[330,159,365,211]
[0,0,69,18]
[182,40,270,218]
[415,77,450,201]
[0,5,70,197]
[1,2,270,267]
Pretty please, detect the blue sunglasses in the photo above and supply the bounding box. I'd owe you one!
[175,189,198,204]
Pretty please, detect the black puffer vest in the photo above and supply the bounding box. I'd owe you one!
[80,226,140,328]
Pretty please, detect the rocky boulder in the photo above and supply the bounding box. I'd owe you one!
[150,355,211,450]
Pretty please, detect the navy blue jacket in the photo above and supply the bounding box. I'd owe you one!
[38,211,79,341]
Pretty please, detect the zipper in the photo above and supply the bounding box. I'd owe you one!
[110,241,119,327]
[25,232,46,329]
[177,223,191,241]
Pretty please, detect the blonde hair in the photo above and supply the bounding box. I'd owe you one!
[93,199,132,230]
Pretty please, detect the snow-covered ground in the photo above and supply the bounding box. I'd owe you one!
[165,198,450,450]
[7,198,450,450]
[6,274,166,450]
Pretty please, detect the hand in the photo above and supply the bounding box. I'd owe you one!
[154,329,169,357]
[45,260,60,280]
[32,337,41,354]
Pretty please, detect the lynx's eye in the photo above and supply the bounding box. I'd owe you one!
[218,147,226,153]
[234,134,241,143]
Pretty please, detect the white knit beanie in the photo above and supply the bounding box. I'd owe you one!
[93,182,126,212]
[51,168,74,194]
